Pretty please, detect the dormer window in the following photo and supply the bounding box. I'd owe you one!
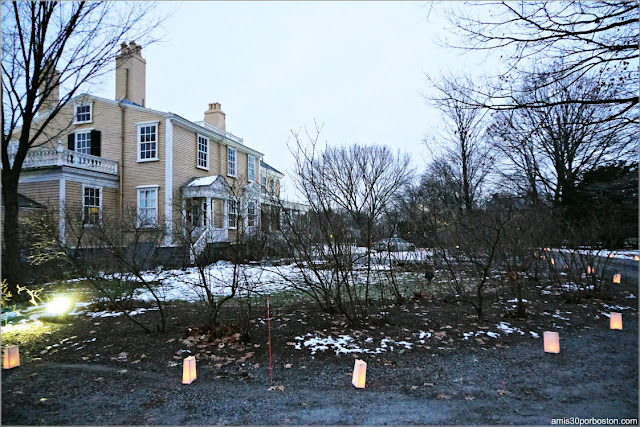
[74,103,92,124]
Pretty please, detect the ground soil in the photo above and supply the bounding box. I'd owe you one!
[2,278,638,425]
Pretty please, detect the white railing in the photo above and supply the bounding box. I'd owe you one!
[193,121,244,144]
[190,226,229,263]
[10,145,118,175]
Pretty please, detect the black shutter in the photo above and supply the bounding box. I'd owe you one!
[67,134,75,151]
[90,130,101,157]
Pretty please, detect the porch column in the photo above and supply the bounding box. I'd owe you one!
[206,197,212,231]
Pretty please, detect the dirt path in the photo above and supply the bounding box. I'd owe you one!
[3,321,637,425]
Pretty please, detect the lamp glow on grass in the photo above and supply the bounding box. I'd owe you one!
[46,296,73,316]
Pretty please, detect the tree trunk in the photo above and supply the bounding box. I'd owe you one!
[2,174,22,292]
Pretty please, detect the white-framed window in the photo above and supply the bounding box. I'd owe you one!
[83,186,101,225]
[137,185,159,227]
[74,103,92,124]
[228,199,237,228]
[270,179,276,195]
[75,130,92,154]
[262,176,267,194]
[137,122,158,162]
[197,135,209,170]
[227,147,237,177]
[248,155,256,182]
[247,201,256,227]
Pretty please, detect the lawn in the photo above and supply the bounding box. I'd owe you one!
[1,258,638,425]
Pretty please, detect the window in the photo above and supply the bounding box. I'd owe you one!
[74,104,92,124]
[138,123,158,161]
[197,135,209,170]
[83,187,101,225]
[270,179,276,195]
[227,147,236,177]
[75,131,91,154]
[228,199,237,228]
[137,186,158,227]
[262,176,267,194]
[248,155,256,182]
[247,201,256,227]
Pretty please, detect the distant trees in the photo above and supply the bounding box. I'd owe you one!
[2,1,164,288]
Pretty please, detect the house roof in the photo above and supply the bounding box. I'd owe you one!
[1,193,47,210]
[260,160,284,176]
[183,175,226,188]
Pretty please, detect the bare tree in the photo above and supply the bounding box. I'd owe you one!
[438,1,638,122]
[426,74,495,212]
[276,125,413,324]
[2,1,166,288]
[27,204,170,333]
[488,71,635,206]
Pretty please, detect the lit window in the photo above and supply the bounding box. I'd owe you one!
[138,123,158,161]
[75,131,91,154]
[228,199,237,228]
[137,187,158,227]
[197,135,209,170]
[83,187,101,225]
[74,104,92,123]
[248,155,256,182]
[227,147,236,177]
[247,201,256,227]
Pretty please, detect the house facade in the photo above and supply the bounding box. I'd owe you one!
[9,42,287,257]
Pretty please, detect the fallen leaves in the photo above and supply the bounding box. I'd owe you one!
[284,363,293,369]
[268,385,285,391]
[465,396,475,401]
[437,393,451,400]
[411,385,418,390]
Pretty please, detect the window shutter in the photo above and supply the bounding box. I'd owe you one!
[90,130,101,157]
[67,134,75,151]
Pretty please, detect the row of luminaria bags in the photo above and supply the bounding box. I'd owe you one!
[2,312,625,387]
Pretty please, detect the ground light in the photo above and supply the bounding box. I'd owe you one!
[352,359,367,388]
[182,356,196,384]
[46,296,73,316]
[543,332,560,353]
[3,345,20,369]
[610,313,622,330]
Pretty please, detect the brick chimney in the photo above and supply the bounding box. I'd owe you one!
[204,102,226,130]
[115,41,146,107]
[38,62,60,112]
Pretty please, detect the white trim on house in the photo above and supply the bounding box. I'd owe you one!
[59,178,66,243]
[137,121,160,162]
[18,168,119,189]
[164,119,173,246]
[73,101,93,124]
[81,183,103,226]
[196,134,210,171]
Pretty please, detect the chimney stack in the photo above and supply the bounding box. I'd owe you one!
[115,41,146,107]
[39,62,60,112]
[204,102,226,130]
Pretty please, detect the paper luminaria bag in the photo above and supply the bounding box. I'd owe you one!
[182,356,196,384]
[352,359,366,389]
[3,345,20,369]
[543,332,560,354]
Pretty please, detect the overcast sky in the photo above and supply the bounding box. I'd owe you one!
[94,1,489,199]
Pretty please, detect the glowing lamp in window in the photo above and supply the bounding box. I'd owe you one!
[613,274,621,284]
[587,266,593,274]
[550,258,555,265]
[609,253,615,258]
[543,332,560,354]
[634,255,639,261]
[352,359,366,389]
[3,345,20,369]
[182,356,196,384]
[609,312,622,330]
